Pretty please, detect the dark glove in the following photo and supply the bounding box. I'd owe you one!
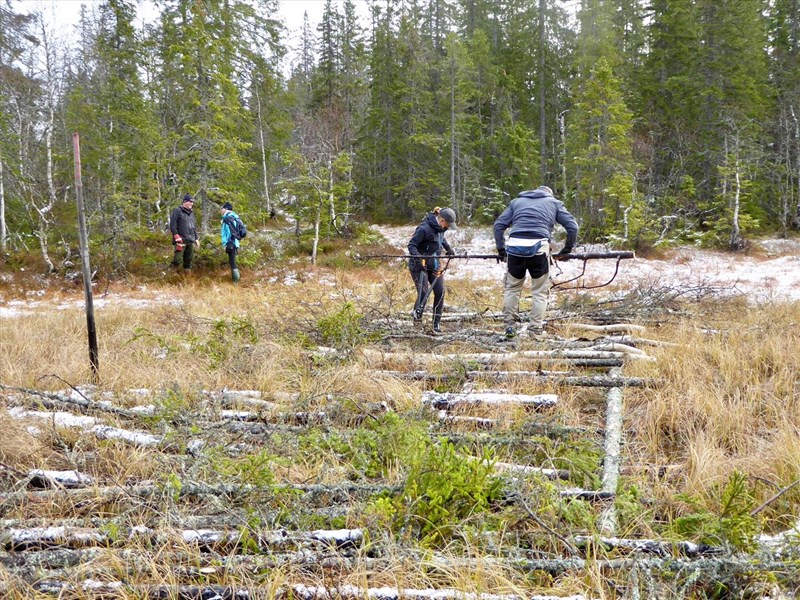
[496,248,507,263]
[553,247,573,261]
[446,247,455,257]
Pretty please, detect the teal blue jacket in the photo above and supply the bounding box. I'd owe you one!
[220,211,241,249]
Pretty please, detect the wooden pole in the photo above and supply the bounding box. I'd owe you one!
[72,133,99,383]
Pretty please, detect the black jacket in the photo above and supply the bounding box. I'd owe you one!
[169,206,197,243]
[408,213,453,269]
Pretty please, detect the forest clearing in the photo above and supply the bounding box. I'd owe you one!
[2,225,800,598]
[2,0,800,595]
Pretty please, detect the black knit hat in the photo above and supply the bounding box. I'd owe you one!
[222,202,233,210]
[182,193,194,202]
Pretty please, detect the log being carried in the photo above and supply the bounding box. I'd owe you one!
[361,188,632,335]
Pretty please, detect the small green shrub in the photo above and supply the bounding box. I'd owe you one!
[671,471,758,551]
[208,447,276,487]
[316,302,366,350]
[299,414,428,480]
[195,316,259,367]
[399,439,504,545]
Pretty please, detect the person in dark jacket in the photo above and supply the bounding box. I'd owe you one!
[170,193,200,271]
[220,202,241,283]
[494,186,578,338]
[408,207,456,333]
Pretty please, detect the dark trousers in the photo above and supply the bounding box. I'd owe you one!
[171,243,195,269]
[507,253,549,279]
[226,246,238,270]
[410,267,445,320]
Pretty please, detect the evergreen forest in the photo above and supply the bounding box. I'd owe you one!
[1,0,799,274]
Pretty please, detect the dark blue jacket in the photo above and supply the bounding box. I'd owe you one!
[408,213,453,269]
[493,188,578,250]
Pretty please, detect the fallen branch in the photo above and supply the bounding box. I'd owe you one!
[2,525,363,552]
[567,323,647,334]
[423,391,558,410]
[375,370,655,387]
[573,535,723,557]
[0,384,138,419]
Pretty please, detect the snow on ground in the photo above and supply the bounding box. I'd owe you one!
[375,225,800,302]
[0,287,183,319]
[3,227,800,319]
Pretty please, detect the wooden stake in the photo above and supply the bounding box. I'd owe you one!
[72,133,98,383]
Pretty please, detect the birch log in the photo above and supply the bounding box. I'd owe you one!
[598,367,624,536]
[423,391,558,410]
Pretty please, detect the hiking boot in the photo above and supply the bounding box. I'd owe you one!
[231,268,240,283]
[528,326,551,340]
[413,308,423,323]
[504,326,516,339]
[432,320,442,334]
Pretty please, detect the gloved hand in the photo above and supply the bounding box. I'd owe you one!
[553,247,573,261]
[446,247,455,257]
[173,234,185,252]
[496,248,507,263]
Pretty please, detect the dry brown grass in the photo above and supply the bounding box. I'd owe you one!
[4,267,800,595]
[625,300,800,502]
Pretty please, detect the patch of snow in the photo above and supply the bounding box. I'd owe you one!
[374,225,800,302]
[290,585,532,600]
[309,528,363,543]
[9,526,105,545]
[28,469,94,486]
[220,410,256,421]
[186,439,206,456]
[759,519,800,556]
[182,529,232,544]
[7,407,99,428]
[91,425,161,447]
[0,293,183,320]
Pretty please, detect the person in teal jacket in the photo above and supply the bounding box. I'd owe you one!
[220,202,241,282]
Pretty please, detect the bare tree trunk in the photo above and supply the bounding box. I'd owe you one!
[727,133,743,251]
[33,105,57,274]
[0,146,6,253]
[538,0,547,182]
[311,192,322,265]
[328,155,335,230]
[559,110,567,196]
[792,106,800,227]
[255,85,272,215]
[450,54,456,210]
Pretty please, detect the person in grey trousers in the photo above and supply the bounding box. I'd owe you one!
[493,186,578,338]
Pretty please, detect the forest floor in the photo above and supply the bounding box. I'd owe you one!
[2,226,800,599]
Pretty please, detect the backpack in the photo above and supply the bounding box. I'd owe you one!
[225,214,247,240]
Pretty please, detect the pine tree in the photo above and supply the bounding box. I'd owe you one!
[568,56,636,242]
[64,0,161,272]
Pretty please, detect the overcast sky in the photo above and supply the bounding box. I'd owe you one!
[21,0,370,45]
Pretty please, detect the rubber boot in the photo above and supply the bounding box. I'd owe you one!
[231,268,240,283]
